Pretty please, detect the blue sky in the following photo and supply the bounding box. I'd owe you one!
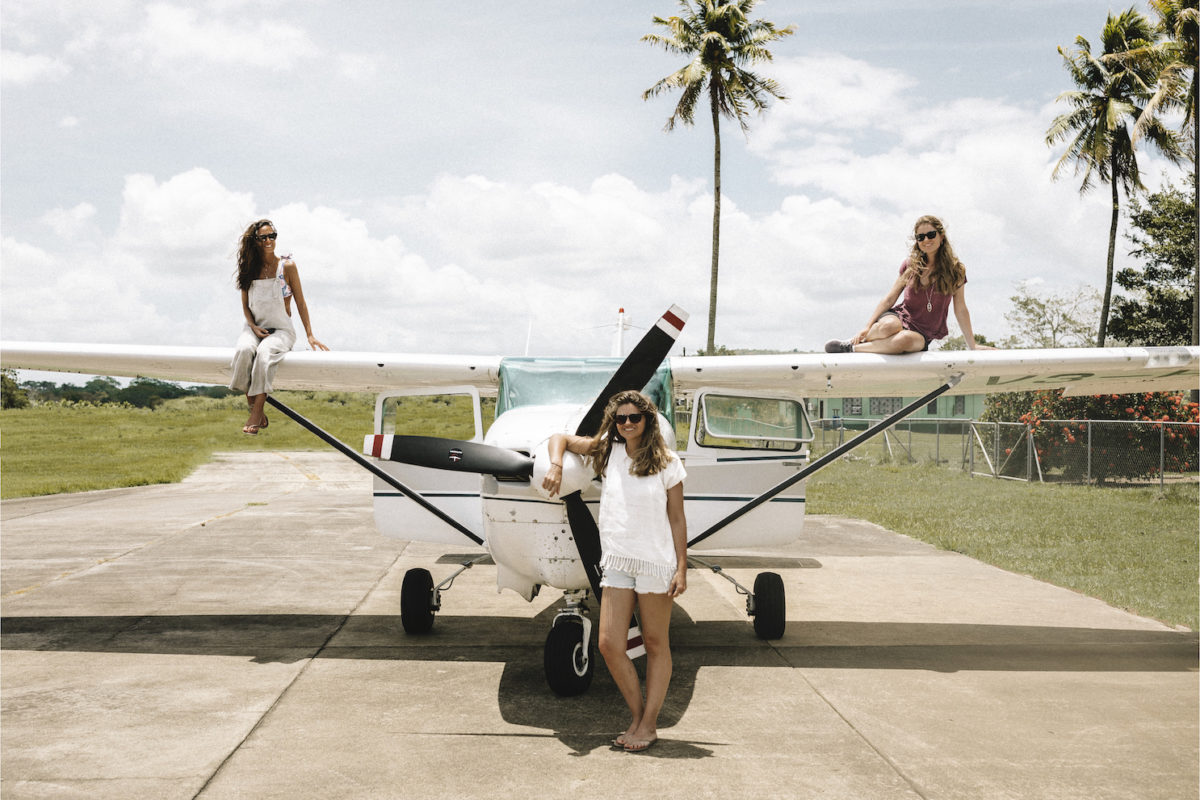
[1,0,1186,360]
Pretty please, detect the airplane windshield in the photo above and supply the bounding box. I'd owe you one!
[496,357,674,427]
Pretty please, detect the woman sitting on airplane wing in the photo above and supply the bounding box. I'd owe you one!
[543,390,687,754]
[228,219,329,435]
[825,214,993,354]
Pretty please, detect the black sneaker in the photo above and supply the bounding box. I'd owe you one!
[824,338,854,353]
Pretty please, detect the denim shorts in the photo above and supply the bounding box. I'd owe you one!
[600,567,670,595]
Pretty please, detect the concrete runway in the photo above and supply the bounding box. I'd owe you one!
[2,451,1196,800]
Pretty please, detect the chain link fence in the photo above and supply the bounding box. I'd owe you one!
[812,418,1199,487]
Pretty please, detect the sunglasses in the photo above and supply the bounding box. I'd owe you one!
[256,232,278,241]
[614,413,645,425]
[915,231,939,242]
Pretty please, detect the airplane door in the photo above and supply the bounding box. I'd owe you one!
[680,389,813,551]
[369,386,488,545]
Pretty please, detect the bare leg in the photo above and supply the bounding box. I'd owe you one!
[245,393,269,430]
[854,331,926,354]
[625,591,674,750]
[597,588,643,742]
[853,316,926,354]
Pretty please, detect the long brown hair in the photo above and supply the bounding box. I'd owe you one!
[586,390,672,478]
[902,214,966,296]
[234,219,275,291]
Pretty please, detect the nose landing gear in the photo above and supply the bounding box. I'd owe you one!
[543,590,594,696]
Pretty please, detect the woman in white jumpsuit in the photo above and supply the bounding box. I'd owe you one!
[229,219,328,434]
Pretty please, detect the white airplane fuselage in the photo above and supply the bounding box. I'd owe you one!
[368,396,812,601]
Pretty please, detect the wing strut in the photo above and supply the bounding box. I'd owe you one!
[265,396,485,546]
[688,374,963,547]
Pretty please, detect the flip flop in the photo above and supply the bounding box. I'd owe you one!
[242,424,259,436]
[624,736,657,753]
[260,413,268,429]
[610,734,627,749]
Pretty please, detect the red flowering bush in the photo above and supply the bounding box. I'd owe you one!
[983,390,1198,482]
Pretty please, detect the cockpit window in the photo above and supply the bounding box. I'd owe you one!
[496,357,674,426]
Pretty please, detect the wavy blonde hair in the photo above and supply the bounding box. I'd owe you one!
[902,214,966,296]
[586,390,672,478]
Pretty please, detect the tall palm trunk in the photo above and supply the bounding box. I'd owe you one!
[1100,154,1120,347]
[707,86,722,354]
[1192,65,1198,350]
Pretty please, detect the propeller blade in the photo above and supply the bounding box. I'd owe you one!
[563,491,604,601]
[574,304,688,436]
[365,434,533,479]
[565,304,689,602]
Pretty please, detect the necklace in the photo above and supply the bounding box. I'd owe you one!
[926,283,933,313]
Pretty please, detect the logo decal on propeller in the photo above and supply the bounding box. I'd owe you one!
[448,448,463,463]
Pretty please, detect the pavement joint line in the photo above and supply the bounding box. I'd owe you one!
[190,548,408,799]
[792,663,933,800]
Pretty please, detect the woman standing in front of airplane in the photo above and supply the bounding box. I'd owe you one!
[229,219,329,435]
[543,390,687,754]
[824,214,992,354]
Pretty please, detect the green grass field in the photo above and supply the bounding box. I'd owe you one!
[3,395,1196,629]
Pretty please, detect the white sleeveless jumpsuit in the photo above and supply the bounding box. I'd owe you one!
[228,270,296,396]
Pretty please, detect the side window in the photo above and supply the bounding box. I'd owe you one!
[378,392,490,439]
[695,394,809,451]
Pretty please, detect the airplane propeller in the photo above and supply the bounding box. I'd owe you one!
[368,434,533,479]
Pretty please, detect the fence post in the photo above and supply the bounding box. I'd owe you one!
[1026,423,1033,483]
[1160,424,1166,490]
[994,423,1000,478]
[1087,421,1092,484]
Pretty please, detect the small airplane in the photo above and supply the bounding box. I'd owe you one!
[3,310,1197,695]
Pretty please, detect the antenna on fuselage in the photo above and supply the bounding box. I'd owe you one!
[611,308,630,356]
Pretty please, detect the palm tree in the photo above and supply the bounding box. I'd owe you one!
[1107,0,1198,347]
[1046,7,1183,346]
[643,0,794,353]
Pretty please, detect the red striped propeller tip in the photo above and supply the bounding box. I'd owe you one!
[658,305,688,337]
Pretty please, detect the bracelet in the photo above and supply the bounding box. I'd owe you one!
[551,462,562,467]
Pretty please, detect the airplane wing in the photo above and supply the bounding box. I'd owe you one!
[2,341,1197,398]
[671,346,1200,398]
[1,341,502,394]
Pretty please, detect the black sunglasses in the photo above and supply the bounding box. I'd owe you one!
[915,231,939,242]
[614,413,645,425]
[256,232,278,241]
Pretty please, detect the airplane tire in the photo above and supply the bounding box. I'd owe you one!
[544,617,594,696]
[400,568,436,634]
[752,571,786,640]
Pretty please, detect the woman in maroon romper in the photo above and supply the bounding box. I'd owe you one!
[825,215,992,354]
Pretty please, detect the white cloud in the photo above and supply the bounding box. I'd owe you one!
[131,3,320,70]
[40,203,98,240]
[0,49,70,84]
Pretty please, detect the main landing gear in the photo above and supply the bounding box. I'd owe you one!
[689,556,786,640]
[399,559,784,695]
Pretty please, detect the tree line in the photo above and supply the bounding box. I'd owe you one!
[1,373,232,410]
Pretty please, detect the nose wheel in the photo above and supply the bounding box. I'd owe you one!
[544,592,594,696]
